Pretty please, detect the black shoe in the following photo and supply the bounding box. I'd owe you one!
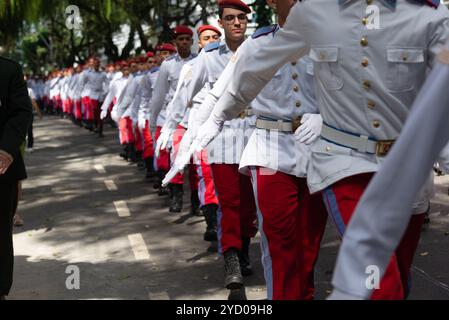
[239,237,253,277]
[224,249,243,289]
[203,204,218,242]
[128,145,137,163]
[120,145,129,160]
[228,287,247,301]
[190,191,201,216]
[169,184,184,213]
[145,158,156,179]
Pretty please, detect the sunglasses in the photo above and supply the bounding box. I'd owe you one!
[223,14,248,24]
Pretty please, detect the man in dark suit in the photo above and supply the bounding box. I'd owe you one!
[0,56,33,300]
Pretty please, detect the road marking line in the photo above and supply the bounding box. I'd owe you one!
[94,164,106,174]
[411,265,449,293]
[104,180,118,191]
[128,234,151,261]
[114,201,131,217]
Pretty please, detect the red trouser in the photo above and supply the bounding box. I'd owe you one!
[134,125,143,152]
[91,99,100,126]
[74,100,82,120]
[322,173,424,300]
[63,99,72,114]
[155,126,170,172]
[196,150,219,206]
[119,117,135,145]
[81,96,90,120]
[211,164,258,254]
[251,168,327,300]
[142,121,154,160]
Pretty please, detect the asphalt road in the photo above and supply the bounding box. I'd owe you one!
[9,116,449,300]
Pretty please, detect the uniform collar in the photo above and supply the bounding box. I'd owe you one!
[338,0,439,9]
[338,0,396,9]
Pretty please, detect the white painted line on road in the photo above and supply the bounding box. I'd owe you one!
[114,201,131,217]
[128,234,151,261]
[411,265,449,293]
[104,180,118,191]
[94,164,106,174]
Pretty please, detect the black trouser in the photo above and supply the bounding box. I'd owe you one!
[0,177,18,296]
[27,114,34,149]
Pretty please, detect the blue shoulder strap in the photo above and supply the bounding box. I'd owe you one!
[251,25,277,39]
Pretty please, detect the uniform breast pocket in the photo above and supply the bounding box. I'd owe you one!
[385,48,425,93]
[309,46,343,91]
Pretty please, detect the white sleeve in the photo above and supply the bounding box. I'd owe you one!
[149,63,170,128]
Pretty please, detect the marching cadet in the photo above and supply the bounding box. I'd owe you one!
[79,57,108,134]
[175,0,327,300]
[162,0,257,299]
[148,26,197,213]
[192,0,449,299]
[156,24,222,233]
[329,41,449,300]
[137,52,162,181]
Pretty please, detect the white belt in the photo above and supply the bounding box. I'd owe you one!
[321,123,395,156]
[255,116,302,133]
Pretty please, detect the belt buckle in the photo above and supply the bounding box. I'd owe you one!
[375,140,395,157]
[291,116,302,133]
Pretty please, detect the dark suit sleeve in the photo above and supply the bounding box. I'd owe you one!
[0,63,33,160]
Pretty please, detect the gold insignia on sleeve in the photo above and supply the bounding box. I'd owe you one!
[438,48,449,65]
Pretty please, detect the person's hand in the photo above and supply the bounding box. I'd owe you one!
[155,128,173,158]
[0,151,13,175]
[100,108,108,120]
[162,133,193,187]
[110,110,120,123]
[138,118,146,131]
[294,113,323,145]
[193,115,224,153]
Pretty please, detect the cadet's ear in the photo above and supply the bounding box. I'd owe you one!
[218,19,224,29]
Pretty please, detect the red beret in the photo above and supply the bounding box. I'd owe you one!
[138,55,148,63]
[173,25,193,37]
[157,43,177,53]
[146,51,155,58]
[218,0,251,14]
[197,25,222,37]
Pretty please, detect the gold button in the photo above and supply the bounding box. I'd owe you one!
[363,80,371,89]
[402,52,408,62]
[362,17,368,25]
[293,86,299,92]
[360,37,368,47]
[366,0,373,4]
[367,101,376,109]
[361,57,369,67]
[320,52,327,60]
[296,101,302,108]
[325,147,331,152]
[292,73,298,80]
[373,121,380,128]
[291,61,297,66]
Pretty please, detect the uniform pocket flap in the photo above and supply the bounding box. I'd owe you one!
[387,48,424,63]
[310,46,339,62]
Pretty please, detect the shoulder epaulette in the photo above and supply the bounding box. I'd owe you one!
[150,66,160,73]
[251,25,277,39]
[204,42,221,52]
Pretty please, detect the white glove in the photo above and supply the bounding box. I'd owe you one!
[294,113,323,145]
[138,118,146,131]
[162,131,193,187]
[111,110,120,123]
[193,114,224,153]
[155,128,173,158]
[100,108,108,120]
